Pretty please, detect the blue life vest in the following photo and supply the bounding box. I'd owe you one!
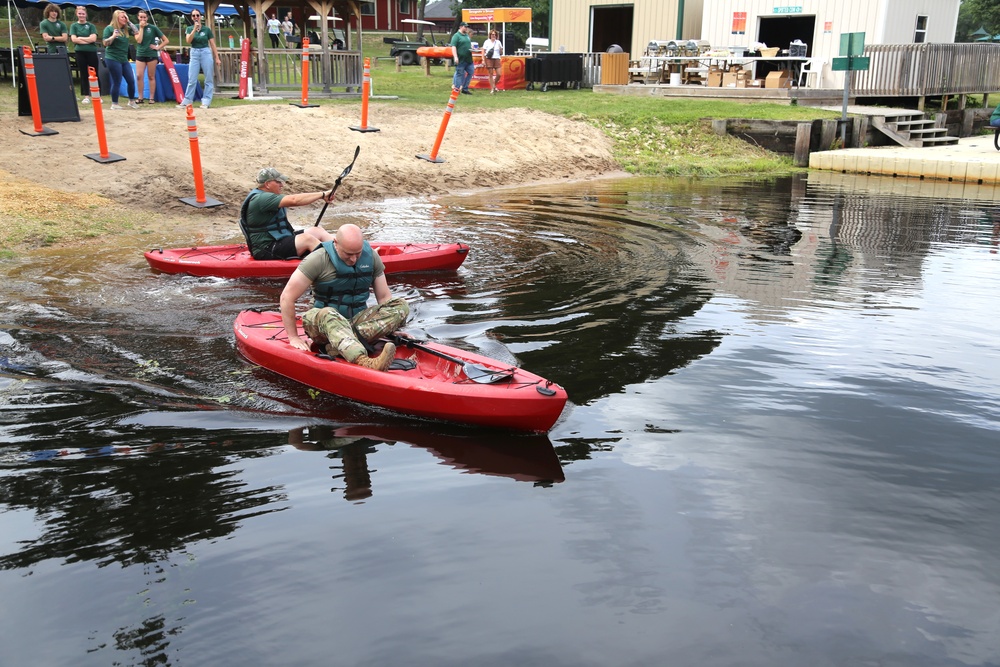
[313,240,375,318]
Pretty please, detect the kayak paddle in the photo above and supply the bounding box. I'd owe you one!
[315,145,361,227]
[388,334,514,384]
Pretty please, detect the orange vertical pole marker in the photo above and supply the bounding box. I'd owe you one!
[416,87,460,163]
[291,37,318,108]
[350,57,379,132]
[19,46,58,137]
[84,66,125,163]
[179,105,223,208]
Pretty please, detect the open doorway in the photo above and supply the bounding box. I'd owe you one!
[757,15,815,55]
[757,15,815,78]
[591,4,633,54]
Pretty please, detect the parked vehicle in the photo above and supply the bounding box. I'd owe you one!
[388,19,444,65]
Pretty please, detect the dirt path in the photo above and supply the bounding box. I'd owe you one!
[2,103,622,225]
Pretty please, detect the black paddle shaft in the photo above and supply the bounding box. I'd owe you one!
[314,146,361,227]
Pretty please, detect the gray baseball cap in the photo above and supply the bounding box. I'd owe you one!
[256,167,288,184]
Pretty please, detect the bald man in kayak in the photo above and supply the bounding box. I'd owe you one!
[241,167,337,260]
[279,224,410,372]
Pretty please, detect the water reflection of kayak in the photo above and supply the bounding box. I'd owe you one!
[144,242,469,278]
[294,423,566,484]
[234,310,568,432]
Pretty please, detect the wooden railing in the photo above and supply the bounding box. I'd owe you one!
[853,43,1000,97]
[214,48,363,92]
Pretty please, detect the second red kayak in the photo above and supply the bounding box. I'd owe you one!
[145,242,469,278]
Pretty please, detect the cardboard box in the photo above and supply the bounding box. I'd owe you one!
[722,70,750,87]
[707,70,723,87]
[749,79,764,87]
[765,71,791,88]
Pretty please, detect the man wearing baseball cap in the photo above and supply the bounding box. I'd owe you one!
[241,167,337,260]
[450,21,474,94]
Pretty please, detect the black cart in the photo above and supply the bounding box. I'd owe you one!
[525,52,584,91]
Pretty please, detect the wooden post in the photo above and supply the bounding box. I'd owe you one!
[793,122,811,167]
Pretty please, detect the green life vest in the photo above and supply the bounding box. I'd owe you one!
[240,189,292,258]
[313,240,375,318]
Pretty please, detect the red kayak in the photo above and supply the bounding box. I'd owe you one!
[233,310,568,432]
[145,242,469,278]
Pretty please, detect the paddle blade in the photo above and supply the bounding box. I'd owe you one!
[464,362,513,384]
[336,145,361,186]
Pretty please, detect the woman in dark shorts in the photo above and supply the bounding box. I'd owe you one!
[133,10,167,103]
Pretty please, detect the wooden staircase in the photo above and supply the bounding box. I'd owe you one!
[871,112,958,148]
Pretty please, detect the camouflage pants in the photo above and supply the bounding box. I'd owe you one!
[301,297,410,363]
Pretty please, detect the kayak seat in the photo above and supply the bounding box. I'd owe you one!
[389,358,417,371]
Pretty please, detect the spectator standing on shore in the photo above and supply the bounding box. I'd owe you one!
[69,5,98,103]
[134,10,167,103]
[450,21,474,95]
[178,9,221,109]
[481,29,503,94]
[39,3,68,52]
[102,10,139,110]
[281,14,294,46]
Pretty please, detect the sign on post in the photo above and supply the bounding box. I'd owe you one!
[832,56,870,71]
[837,32,868,146]
[840,32,865,56]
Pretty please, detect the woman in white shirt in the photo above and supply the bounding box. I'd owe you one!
[481,30,504,94]
[267,14,281,48]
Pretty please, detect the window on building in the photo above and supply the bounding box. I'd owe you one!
[399,0,410,13]
[914,15,928,43]
[360,2,375,15]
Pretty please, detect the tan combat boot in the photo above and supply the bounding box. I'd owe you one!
[353,342,396,372]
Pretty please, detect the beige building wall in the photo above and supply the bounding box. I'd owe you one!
[699,0,959,89]
[882,0,960,44]
[550,0,704,57]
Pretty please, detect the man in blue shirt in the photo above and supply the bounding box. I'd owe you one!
[450,21,474,94]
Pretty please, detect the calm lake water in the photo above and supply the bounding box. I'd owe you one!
[1,172,999,667]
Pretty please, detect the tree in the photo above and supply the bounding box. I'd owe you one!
[454,0,550,41]
[962,0,1000,38]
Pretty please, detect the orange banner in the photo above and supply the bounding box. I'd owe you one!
[462,7,532,23]
[470,56,526,90]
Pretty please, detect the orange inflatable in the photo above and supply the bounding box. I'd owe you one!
[416,46,453,59]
